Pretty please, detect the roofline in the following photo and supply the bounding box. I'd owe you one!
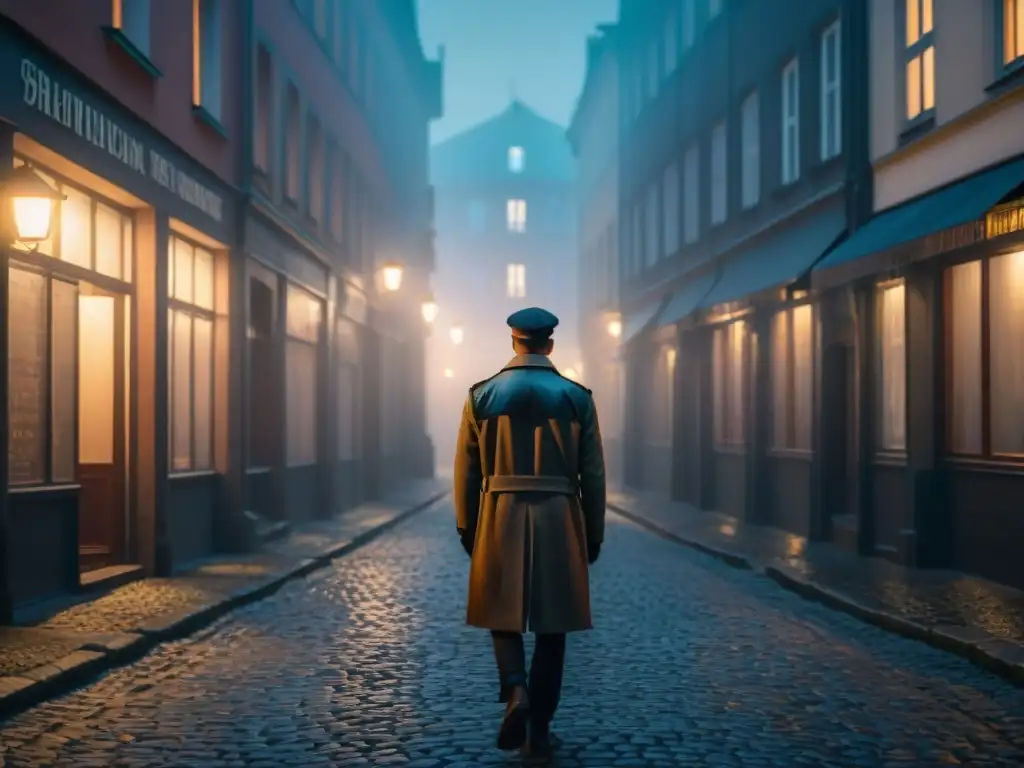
[567,25,618,154]
[431,100,568,151]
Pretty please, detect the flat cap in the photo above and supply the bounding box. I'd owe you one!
[507,306,559,339]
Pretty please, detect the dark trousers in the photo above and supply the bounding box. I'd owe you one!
[491,631,566,724]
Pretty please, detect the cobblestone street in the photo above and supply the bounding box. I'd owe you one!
[3,502,1024,767]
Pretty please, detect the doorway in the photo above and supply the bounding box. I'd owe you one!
[77,283,131,573]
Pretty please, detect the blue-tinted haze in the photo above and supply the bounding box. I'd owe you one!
[417,0,617,143]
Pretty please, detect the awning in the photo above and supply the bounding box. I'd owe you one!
[657,270,719,327]
[698,198,846,309]
[815,157,1024,273]
[621,295,669,345]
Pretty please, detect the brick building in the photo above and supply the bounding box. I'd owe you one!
[0,0,441,622]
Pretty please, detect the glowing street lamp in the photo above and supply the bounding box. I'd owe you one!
[606,315,622,339]
[563,367,578,380]
[449,322,464,346]
[421,295,439,324]
[379,260,404,292]
[1,164,64,246]
[443,368,454,379]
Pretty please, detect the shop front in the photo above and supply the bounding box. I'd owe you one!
[673,196,845,530]
[335,278,368,513]
[0,30,238,616]
[242,212,331,525]
[812,157,1024,586]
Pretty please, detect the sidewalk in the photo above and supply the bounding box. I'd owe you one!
[608,488,1024,686]
[0,477,450,720]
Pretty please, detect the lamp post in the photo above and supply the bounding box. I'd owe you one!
[0,149,64,624]
[449,322,464,346]
[421,294,439,324]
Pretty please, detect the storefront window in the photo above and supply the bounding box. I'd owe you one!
[770,305,814,451]
[876,281,907,452]
[167,235,216,472]
[712,320,746,446]
[13,156,133,281]
[337,318,361,462]
[8,267,77,486]
[248,271,277,468]
[948,251,1024,457]
[645,345,675,446]
[286,285,322,466]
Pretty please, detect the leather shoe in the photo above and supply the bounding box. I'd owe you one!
[526,720,561,757]
[587,541,601,565]
[497,685,530,750]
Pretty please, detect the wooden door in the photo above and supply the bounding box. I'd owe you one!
[77,292,126,571]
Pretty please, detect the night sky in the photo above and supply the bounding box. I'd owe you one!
[417,0,617,143]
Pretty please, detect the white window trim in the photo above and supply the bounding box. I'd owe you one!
[820,20,841,161]
[710,122,727,226]
[741,91,760,209]
[781,57,800,185]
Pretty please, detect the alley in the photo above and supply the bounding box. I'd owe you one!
[2,502,1024,767]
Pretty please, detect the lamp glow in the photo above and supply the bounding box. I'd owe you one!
[379,261,404,292]
[449,323,464,346]
[443,368,454,378]
[563,367,578,380]
[421,296,439,324]
[607,318,622,339]
[2,165,63,243]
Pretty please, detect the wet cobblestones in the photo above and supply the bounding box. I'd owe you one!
[3,502,1024,766]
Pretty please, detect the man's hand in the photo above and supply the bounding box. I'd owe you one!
[587,541,601,565]
[458,528,475,557]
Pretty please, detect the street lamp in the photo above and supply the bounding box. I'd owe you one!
[606,314,622,339]
[443,368,454,379]
[449,322,464,346]
[1,164,64,246]
[421,294,439,324]
[378,260,404,293]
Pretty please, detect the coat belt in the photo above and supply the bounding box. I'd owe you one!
[482,475,578,495]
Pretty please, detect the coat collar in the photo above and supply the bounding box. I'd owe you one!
[502,354,556,371]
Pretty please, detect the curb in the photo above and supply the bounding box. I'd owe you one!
[765,561,1024,688]
[607,503,754,571]
[0,490,450,722]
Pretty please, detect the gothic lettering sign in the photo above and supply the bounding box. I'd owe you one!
[19,58,225,224]
[985,201,1024,240]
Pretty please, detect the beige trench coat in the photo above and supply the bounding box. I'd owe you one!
[453,354,606,635]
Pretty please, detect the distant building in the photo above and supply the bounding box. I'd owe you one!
[429,100,577,468]
[568,24,622,485]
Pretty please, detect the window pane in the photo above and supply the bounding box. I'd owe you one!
[173,237,194,303]
[192,317,213,470]
[60,186,92,268]
[729,321,746,444]
[8,267,47,485]
[51,279,77,482]
[286,284,322,342]
[989,251,1024,454]
[171,310,193,470]
[771,310,790,448]
[906,0,920,45]
[1016,0,1024,62]
[947,261,983,454]
[878,284,907,451]
[922,0,933,34]
[712,328,725,444]
[94,203,123,279]
[792,304,814,451]
[906,55,922,119]
[922,46,935,111]
[193,247,215,310]
[286,339,318,465]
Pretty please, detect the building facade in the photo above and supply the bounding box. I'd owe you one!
[0,0,441,621]
[568,25,623,485]
[809,0,1024,587]
[428,100,577,468]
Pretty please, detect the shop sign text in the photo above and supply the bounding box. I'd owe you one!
[20,58,224,224]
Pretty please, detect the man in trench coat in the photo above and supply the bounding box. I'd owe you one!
[453,307,606,756]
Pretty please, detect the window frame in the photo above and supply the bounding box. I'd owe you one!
[712,320,746,448]
[770,304,814,454]
[167,233,218,474]
[901,0,935,126]
[112,0,154,63]
[943,248,1024,461]
[283,80,303,203]
[781,57,800,185]
[998,0,1024,73]
[820,19,842,162]
[740,90,760,209]
[506,198,527,233]
[506,263,526,298]
[710,121,727,225]
[284,282,323,468]
[192,0,223,121]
